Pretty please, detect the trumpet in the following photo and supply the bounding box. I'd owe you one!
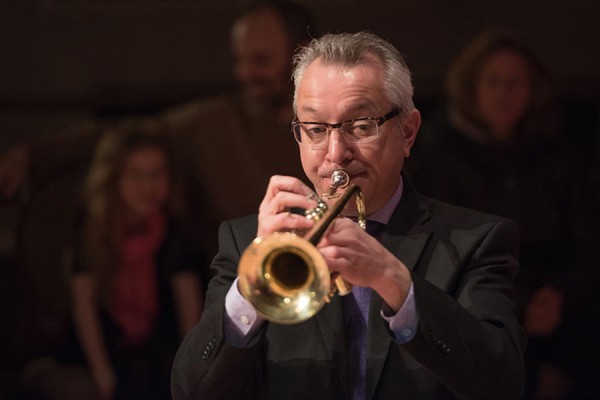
[237,170,366,324]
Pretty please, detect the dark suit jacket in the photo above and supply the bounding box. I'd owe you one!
[171,179,526,400]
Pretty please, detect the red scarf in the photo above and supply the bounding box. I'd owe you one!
[110,212,166,345]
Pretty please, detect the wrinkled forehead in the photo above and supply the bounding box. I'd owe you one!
[295,55,387,111]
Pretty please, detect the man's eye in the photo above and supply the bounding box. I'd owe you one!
[305,125,327,136]
[350,122,374,137]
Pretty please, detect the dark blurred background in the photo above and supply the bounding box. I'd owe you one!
[1,0,598,148]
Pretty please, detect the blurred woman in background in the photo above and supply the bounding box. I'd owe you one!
[67,118,205,400]
[407,29,596,399]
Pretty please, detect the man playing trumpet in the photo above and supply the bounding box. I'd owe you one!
[172,31,525,400]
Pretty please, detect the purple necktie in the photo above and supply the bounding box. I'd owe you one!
[343,220,385,400]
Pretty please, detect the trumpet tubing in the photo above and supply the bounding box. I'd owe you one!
[237,170,366,324]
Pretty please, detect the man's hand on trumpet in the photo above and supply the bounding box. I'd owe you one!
[256,175,317,238]
[318,217,412,313]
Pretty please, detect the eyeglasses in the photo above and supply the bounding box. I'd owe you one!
[291,107,400,147]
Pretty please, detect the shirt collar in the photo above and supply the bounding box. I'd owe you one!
[367,174,403,225]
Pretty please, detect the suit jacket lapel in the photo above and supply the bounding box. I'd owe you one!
[366,176,432,399]
[382,175,432,271]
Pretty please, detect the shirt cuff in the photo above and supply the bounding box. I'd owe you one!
[380,282,419,343]
[223,277,265,347]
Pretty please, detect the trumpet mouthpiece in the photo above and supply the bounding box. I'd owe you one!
[331,170,349,189]
[325,169,350,199]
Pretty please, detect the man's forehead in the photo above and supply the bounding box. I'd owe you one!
[298,102,376,115]
[296,61,386,112]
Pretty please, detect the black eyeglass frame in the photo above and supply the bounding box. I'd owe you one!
[291,107,401,145]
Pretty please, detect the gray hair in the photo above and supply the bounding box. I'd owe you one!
[292,31,415,114]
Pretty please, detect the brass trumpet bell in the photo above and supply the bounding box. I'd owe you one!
[237,170,365,324]
[238,232,331,323]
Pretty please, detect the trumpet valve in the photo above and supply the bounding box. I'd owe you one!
[305,199,328,221]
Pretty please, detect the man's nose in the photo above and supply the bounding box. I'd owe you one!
[325,129,352,164]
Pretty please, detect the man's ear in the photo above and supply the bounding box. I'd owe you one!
[402,109,421,158]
